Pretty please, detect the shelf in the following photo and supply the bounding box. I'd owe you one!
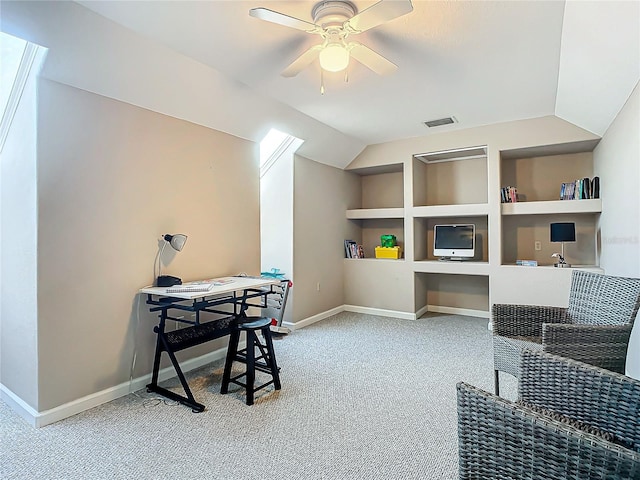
[501,199,602,216]
[500,140,600,160]
[414,145,487,163]
[344,257,405,263]
[500,264,603,273]
[413,260,490,276]
[346,208,404,219]
[413,203,489,218]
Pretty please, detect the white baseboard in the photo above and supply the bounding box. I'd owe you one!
[415,305,430,319]
[424,304,490,319]
[343,305,416,320]
[1,385,40,427]
[284,305,344,330]
[1,341,243,428]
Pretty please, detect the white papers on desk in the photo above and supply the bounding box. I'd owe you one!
[166,283,213,293]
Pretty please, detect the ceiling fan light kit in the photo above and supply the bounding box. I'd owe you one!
[249,0,413,83]
[319,42,350,72]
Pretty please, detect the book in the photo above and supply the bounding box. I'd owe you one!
[500,186,518,203]
[344,239,358,258]
[516,259,538,267]
[166,283,213,293]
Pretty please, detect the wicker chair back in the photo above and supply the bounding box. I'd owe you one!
[567,270,640,326]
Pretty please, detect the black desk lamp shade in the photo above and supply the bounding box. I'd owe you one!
[550,222,576,243]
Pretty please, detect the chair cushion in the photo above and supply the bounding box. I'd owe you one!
[518,401,639,452]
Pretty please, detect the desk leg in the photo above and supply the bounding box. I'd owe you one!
[146,336,205,413]
[146,310,206,413]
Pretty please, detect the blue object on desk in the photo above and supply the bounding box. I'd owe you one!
[261,268,286,279]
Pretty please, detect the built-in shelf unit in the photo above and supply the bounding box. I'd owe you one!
[499,140,601,267]
[345,163,405,260]
[343,119,602,319]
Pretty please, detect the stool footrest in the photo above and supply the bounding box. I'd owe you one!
[228,374,275,394]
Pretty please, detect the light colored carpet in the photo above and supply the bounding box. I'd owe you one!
[1,312,517,480]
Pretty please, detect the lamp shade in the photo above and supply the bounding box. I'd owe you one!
[164,233,187,251]
[550,223,575,243]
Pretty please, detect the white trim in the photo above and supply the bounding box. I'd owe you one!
[0,385,40,427]
[283,305,345,330]
[344,304,416,320]
[425,304,490,319]
[0,42,41,154]
[1,342,242,428]
[415,304,430,319]
[260,135,303,179]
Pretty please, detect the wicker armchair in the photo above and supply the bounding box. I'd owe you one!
[492,270,640,395]
[457,350,640,479]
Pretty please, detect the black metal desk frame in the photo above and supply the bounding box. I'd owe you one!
[144,286,273,412]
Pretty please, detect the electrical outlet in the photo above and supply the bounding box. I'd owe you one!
[534,241,542,251]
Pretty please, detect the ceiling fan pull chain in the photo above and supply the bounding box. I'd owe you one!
[344,69,349,83]
[320,69,325,95]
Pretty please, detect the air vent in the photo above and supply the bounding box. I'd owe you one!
[424,116,457,128]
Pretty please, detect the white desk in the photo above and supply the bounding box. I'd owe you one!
[139,276,281,300]
[139,276,281,412]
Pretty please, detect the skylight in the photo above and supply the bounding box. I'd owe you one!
[259,128,303,178]
[0,31,40,153]
[0,32,27,113]
[260,128,291,166]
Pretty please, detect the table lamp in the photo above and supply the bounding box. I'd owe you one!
[156,233,188,286]
[550,222,575,268]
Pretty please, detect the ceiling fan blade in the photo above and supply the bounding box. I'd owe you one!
[249,8,320,33]
[282,45,323,77]
[348,42,398,76]
[346,0,413,33]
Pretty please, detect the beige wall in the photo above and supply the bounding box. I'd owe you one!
[34,79,259,410]
[594,81,640,379]
[293,156,360,322]
[347,116,599,172]
[361,172,403,209]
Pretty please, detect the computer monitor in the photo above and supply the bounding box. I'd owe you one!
[433,224,475,259]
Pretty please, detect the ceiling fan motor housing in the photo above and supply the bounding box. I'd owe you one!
[312,1,357,29]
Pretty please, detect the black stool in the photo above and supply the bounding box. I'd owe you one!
[221,317,281,405]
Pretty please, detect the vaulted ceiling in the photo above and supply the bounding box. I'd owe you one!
[75,0,639,166]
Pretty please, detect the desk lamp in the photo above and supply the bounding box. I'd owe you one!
[156,233,188,286]
[550,222,575,268]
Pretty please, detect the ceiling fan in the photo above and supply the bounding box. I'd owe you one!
[249,0,413,78]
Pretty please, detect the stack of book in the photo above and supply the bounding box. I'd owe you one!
[560,177,599,200]
[344,240,365,259]
[500,186,518,203]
